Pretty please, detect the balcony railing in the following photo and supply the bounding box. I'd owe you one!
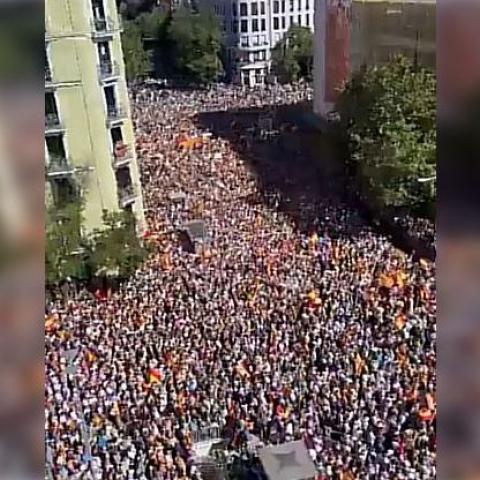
[45,155,75,178]
[118,184,137,207]
[98,60,120,81]
[91,16,116,38]
[45,113,63,133]
[112,143,134,168]
[106,104,127,125]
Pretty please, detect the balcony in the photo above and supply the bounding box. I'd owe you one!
[106,104,127,126]
[112,143,134,169]
[98,60,120,83]
[91,16,116,39]
[45,155,75,178]
[118,184,137,207]
[45,113,64,135]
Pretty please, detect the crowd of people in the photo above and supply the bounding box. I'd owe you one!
[45,83,436,480]
[393,215,436,252]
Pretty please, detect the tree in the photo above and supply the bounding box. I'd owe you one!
[88,211,148,279]
[46,200,148,288]
[46,201,91,286]
[136,7,169,39]
[336,56,436,213]
[271,25,313,84]
[121,20,153,81]
[168,6,223,84]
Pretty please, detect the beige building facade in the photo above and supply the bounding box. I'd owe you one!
[45,0,145,232]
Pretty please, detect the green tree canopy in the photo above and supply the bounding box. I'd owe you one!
[336,56,436,212]
[168,6,223,85]
[46,201,91,285]
[121,20,153,81]
[135,7,169,40]
[88,211,148,279]
[271,25,313,84]
[46,199,148,287]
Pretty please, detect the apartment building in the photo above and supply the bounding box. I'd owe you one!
[205,0,314,87]
[45,0,145,232]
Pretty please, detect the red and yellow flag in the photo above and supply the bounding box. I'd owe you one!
[148,368,162,385]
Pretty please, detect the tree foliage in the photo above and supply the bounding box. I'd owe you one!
[271,25,313,84]
[46,201,90,285]
[135,7,169,39]
[88,211,148,279]
[168,6,223,85]
[336,56,436,212]
[46,200,148,287]
[121,20,153,81]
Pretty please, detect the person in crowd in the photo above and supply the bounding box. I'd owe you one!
[45,82,436,480]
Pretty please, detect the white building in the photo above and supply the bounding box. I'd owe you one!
[205,0,314,86]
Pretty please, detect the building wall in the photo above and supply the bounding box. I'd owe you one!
[350,0,435,71]
[45,0,145,232]
[314,0,436,117]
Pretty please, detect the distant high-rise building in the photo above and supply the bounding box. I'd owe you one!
[203,0,314,87]
[45,0,145,232]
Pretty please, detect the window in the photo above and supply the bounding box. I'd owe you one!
[289,0,294,11]
[281,0,285,12]
[298,0,302,9]
[98,41,111,64]
[46,134,66,159]
[104,85,116,110]
[281,16,286,28]
[241,19,248,32]
[253,50,266,61]
[261,18,266,31]
[45,92,58,118]
[298,14,302,24]
[251,2,258,15]
[115,165,133,190]
[232,20,238,32]
[52,178,77,206]
[232,2,237,15]
[306,0,309,9]
[290,15,294,25]
[91,0,106,21]
[111,127,123,146]
[306,13,310,25]
[252,19,258,31]
[240,2,247,16]
[260,1,265,14]
[273,0,279,13]
[273,16,279,29]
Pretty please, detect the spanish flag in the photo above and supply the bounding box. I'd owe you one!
[354,353,366,376]
[85,350,97,364]
[379,274,394,289]
[395,313,407,330]
[148,368,162,385]
[45,316,57,332]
